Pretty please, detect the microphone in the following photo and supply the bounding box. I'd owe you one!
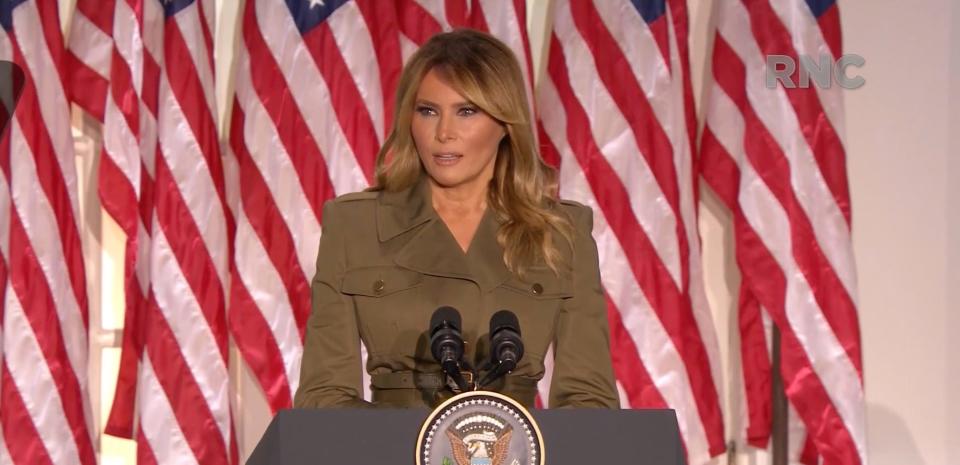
[479,310,524,389]
[429,306,470,392]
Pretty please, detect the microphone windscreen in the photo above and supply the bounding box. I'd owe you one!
[489,310,520,336]
[430,306,461,332]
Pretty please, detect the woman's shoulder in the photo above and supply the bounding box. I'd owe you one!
[323,190,381,211]
[556,198,594,231]
[321,190,380,225]
[557,198,590,214]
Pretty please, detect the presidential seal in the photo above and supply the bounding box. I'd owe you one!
[416,391,544,465]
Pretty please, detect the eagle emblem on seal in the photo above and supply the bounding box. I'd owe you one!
[444,414,513,465]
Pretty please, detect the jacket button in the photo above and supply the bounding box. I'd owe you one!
[373,279,385,294]
[531,283,544,295]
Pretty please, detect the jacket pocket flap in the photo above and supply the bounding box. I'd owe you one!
[340,266,422,297]
[501,267,573,299]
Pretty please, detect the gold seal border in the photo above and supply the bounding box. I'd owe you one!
[414,390,546,465]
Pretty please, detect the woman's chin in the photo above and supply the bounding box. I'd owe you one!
[427,175,465,189]
[425,168,467,188]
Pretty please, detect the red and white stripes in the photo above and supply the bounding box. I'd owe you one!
[228,0,364,412]
[0,1,95,464]
[700,1,865,464]
[66,0,237,464]
[144,0,237,461]
[68,0,156,439]
[536,1,726,463]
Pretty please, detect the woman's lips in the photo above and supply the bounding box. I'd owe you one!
[432,152,462,166]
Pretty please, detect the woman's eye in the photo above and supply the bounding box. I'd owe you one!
[415,106,436,116]
[458,106,477,116]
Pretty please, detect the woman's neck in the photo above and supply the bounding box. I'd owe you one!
[428,178,489,216]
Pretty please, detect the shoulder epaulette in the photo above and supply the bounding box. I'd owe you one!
[334,191,378,203]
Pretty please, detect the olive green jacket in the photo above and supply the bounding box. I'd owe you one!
[293,178,619,409]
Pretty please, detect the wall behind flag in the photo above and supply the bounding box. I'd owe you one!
[949,3,960,463]
[60,1,959,464]
[835,2,959,465]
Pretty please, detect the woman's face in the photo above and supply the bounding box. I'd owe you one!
[411,69,506,192]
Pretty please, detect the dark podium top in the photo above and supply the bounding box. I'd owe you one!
[247,408,685,465]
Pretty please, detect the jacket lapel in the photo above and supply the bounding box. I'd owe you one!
[465,208,512,292]
[378,176,513,293]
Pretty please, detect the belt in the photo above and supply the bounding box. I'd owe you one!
[370,371,473,391]
[370,371,539,408]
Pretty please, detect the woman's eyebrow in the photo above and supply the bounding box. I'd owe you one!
[414,98,471,107]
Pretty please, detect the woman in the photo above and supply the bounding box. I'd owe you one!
[294,29,618,409]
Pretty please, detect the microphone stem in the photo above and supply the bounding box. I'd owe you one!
[478,360,514,389]
[442,359,471,392]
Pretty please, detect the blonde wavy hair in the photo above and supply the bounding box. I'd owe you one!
[370,29,573,277]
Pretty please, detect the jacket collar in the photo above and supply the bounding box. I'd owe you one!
[377,175,512,292]
[376,174,435,242]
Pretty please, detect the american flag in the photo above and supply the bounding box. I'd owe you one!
[67,0,150,440]
[67,0,238,464]
[700,1,866,464]
[535,1,726,464]
[0,0,95,464]
[227,0,533,413]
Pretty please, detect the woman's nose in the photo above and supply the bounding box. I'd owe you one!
[435,115,456,142]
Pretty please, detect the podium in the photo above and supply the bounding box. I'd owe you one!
[247,408,686,464]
